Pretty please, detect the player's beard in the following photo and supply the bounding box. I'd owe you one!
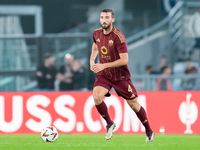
[101,22,111,30]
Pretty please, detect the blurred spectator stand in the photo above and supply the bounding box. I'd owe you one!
[56,54,74,91]
[156,66,172,91]
[36,53,57,91]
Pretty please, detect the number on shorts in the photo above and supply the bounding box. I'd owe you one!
[128,85,132,93]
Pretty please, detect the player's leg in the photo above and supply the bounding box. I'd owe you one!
[126,99,154,142]
[93,86,116,140]
[93,86,112,124]
[93,85,108,105]
[126,99,153,133]
[112,79,154,142]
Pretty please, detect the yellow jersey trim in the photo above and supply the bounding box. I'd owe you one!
[113,28,125,43]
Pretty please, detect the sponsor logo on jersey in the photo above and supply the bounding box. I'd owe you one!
[101,46,108,54]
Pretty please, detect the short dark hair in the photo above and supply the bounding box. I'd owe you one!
[44,52,54,59]
[101,9,114,18]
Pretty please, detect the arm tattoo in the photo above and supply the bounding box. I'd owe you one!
[93,47,98,51]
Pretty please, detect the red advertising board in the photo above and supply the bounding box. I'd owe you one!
[0,91,199,134]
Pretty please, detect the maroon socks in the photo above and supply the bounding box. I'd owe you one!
[95,101,113,125]
[136,106,153,133]
[96,102,152,133]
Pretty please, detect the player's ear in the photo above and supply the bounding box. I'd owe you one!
[112,18,115,23]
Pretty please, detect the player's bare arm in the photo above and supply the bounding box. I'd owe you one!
[92,53,128,73]
[90,43,98,72]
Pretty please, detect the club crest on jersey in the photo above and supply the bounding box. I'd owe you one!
[109,40,113,46]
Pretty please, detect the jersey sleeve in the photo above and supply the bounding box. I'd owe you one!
[115,35,128,53]
[113,28,128,53]
[93,32,96,43]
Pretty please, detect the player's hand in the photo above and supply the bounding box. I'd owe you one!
[92,63,105,73]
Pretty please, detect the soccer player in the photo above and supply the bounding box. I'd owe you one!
[90,9,154,142]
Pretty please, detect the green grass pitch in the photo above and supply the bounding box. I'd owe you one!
[0,134,199,150]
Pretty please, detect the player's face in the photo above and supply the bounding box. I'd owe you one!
[100,12,114,30]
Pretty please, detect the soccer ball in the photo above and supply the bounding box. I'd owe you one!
[41,126,59,142]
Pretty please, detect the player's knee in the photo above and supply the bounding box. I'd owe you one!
[130,104,139,112]
[93,93,103,105]
[127,99,140,112]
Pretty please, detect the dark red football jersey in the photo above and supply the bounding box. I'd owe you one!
[93,27,131,81]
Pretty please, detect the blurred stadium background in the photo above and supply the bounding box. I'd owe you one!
[0,0,200,92]
[0,0,199,92]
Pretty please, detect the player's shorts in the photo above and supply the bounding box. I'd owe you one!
[93,75,138,100]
